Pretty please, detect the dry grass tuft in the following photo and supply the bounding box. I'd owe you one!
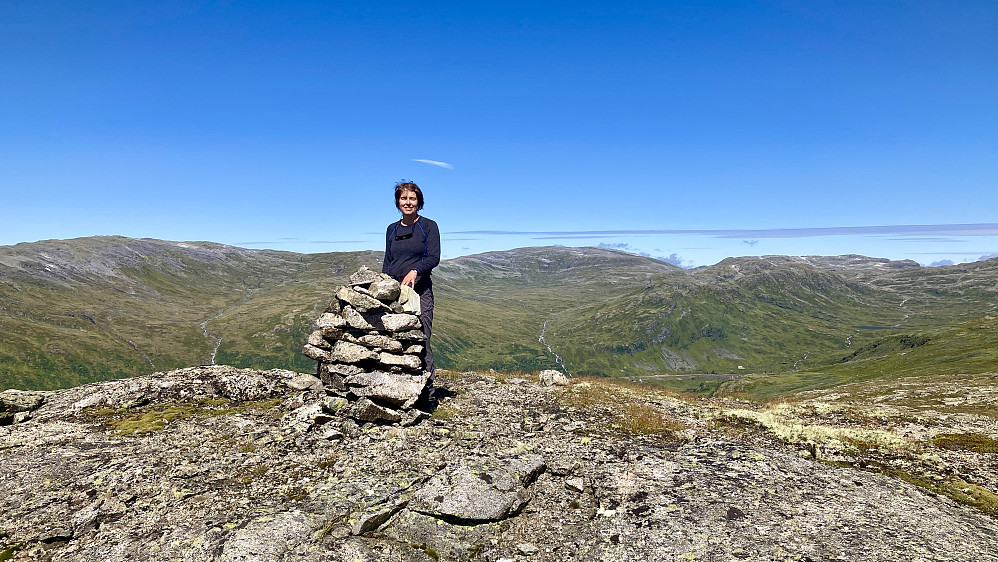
[616,403,687,436]
[557,376,688,439]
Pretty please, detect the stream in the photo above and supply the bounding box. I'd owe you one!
[200,314,223,365]
[539,320,571,375]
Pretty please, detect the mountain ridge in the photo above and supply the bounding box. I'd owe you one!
[2,237,996,398]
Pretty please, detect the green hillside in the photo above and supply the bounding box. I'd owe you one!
[2,237,996,399]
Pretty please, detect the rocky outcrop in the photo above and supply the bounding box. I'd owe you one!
[304,267,430,426]
[2,365,997,561]
[0,389,46,425]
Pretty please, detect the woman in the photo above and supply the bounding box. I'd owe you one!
[382,181,440,379]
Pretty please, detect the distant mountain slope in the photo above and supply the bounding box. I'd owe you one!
[430,247,681,373]
[2,237,996,396]
[0,237,379,389]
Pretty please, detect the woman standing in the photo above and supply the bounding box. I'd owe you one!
[382,181,440,379]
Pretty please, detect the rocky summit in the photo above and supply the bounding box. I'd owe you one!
[2,365,997,561]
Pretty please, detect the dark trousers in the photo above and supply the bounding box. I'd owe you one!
[417,283,434,379]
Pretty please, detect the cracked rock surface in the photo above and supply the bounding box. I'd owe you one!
[1,366,997,561]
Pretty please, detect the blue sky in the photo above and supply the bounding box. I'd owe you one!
[2,1,996,267]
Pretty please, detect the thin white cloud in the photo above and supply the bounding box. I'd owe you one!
[452,223,998,239]
[411,159,454,169]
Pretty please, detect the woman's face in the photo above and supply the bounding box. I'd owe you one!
[398,190,419,217]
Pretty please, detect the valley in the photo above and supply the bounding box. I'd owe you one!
[1,236,996,402]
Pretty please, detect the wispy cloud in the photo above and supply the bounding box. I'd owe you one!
[451,223,998,239]
[742,239,759,247]
[532,235,627,240]
[237,240,366,246]
[888,237,965,243]
[411,159,454,169]
[907,251,992,255]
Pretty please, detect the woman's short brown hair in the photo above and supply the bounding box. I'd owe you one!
[394,181,424,211]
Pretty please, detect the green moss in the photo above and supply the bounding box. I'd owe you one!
[0,545,24,561]
[108,397,282,435]
[931,433,998,453]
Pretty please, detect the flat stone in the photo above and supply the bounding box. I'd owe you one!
[410,455,546,524]
[350,398,402,424]
[286,374,323,392]
[357,334,403,352]
[381,313,421,332]
[330,341,379,364]
[220,511,313,560]
[302,344,331,362]
[344,371,429,409]
[307,330,331,350]
[394,330,426,342]
[316,312,347,330]
[323,362,365,377]
[341,307,384,331]
[336,286,389,313]
[404,344,424,355]
[379,353,422,371]
[351,497,410,536]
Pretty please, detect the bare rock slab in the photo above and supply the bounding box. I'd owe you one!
[0,389,46,413]
[410,455,546,524]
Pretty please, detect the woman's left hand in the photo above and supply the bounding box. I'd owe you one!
[402,269,418,288]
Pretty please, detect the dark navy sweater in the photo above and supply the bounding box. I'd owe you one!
[382,217,440,286]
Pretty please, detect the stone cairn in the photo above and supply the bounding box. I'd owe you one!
[302,266,431,426]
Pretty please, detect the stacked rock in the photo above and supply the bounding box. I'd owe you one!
[302,266,430,425]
